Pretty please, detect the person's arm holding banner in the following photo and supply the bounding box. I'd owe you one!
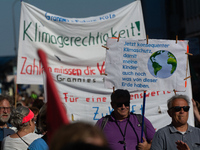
[192,99,200,123]
[137,138,152,150]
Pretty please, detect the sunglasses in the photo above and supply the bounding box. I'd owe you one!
[115,102,130,107]
[169,106,190,112]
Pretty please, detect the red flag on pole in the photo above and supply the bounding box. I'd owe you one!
[37,49,70,144]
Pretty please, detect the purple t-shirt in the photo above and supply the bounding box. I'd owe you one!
[96,113,155,150]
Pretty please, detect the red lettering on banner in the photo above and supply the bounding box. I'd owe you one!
[33,59,38,74]
[20,56,51,75]
[134,94,139,99]
[151,91,155,96]
[102,97,106,102]
[97,61,105,74]
[130,95,133,100]
[63,93,78,102]
[69,96,78,102]
[26,65,32,75]
[86,98,90,102]
[69,69,82,75]
[146,92,150,97]
[63,93,68,102]
[130,90,172,100]
[140,93,143,98]
[54,67,82,76]
[21,57,27,74]
[85,97,107,102]
[84,66,96,75]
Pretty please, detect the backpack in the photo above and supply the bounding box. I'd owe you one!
[100,113,147,138]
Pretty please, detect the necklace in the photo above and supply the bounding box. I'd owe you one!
[115,118,129,150]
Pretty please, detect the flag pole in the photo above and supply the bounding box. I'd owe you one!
[141,90,146,142]
[15,84,18,108]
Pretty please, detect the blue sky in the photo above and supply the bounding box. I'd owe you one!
[0,0,134,56]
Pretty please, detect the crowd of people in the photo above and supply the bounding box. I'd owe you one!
[0,89,199,150]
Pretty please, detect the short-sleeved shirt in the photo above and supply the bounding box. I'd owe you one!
[28,137,49,150]
[2,133,42,150]
[96,112,155,150]
[150,124,200,150]
[0,123,13,141]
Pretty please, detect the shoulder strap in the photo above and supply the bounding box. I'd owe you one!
[132,113,147,139]
[16,132,30,147]
[101,115,110,130]
[101,113,147,138]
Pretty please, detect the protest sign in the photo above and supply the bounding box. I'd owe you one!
[105,39,188,92]
[17,1,194,130]
[43,70,193,130]
[17,1,146,84]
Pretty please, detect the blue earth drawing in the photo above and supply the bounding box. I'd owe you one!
[147,50,177,78]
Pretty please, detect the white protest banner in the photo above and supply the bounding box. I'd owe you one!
[104,39,188,92]
[17,1,146,84]
[43,70,193,130]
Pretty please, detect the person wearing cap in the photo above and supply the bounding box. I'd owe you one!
[96,89,155,150]
[1,106,42,150]
[150,94,200,150]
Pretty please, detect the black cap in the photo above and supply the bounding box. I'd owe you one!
[111,89,130,102]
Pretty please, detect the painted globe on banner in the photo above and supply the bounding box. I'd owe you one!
[147,50,177,78]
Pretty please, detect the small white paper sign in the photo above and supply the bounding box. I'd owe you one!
[105,38,188,91]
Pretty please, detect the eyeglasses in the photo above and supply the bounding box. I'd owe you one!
[115,102,130,107]
[0,107,12,112]
[31,119,36,124]
[169,106,190,112]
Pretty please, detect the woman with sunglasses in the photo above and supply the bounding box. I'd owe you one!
[1,106,42,150]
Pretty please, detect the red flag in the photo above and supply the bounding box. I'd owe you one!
[37,49,70,144]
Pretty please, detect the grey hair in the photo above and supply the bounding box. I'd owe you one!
[10,106,30,130]
[167,94,190,109]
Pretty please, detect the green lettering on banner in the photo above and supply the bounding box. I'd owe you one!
[111,27,117,37]
[57,36,64,48]
[70,37,74,46]
[119,30,125,38]
[64,37,69,46]
[82,37,87,46]
[135,21,140,35]
[42,32,50,43]
[103,33,109,42]
[51,35,57,44]
[23,21,33,41]
[74,37,81,46]
[38,31,41,42]
[131,23,135,36]
[89,33,95,45]
[100,33,103,44]
[96,32,100,44]
[24,21,142,48]
[35,23,37,42]
[126,29,129,37]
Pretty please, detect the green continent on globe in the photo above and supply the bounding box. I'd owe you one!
[150,51,164,76]
[167,53,177,74]
[152,62,162,75]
